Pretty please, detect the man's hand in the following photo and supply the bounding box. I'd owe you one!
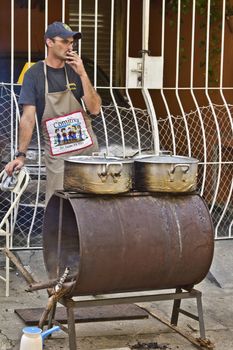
[66,50,86,76]
[5,105,36,176]
[66,51,101,115]
[5,158,25,176]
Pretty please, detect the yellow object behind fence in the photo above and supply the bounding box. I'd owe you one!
[17,62,35,85]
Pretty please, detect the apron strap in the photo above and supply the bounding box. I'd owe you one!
[44,61,70,94]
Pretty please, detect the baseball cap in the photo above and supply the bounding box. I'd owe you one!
[44,22,82,40]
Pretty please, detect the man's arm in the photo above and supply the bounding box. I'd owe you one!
[80,73,102,115]
[5,105,36,176]
[66,51,102,115]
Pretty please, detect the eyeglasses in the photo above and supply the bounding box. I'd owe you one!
[51,38,74,46]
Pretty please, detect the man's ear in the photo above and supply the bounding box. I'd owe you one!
[46,38,53,47]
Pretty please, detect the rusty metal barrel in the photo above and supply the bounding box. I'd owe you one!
[43,192,214,296]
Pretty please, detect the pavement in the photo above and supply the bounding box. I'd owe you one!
[0,240,233,350]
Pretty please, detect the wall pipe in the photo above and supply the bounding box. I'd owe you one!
[141,0,160,155]
[190,0,207,196]
[160,0,176,154]
[125,0,142,154]
[215,0,233,237]
[204,0,222,214]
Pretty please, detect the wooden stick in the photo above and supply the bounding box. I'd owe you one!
[26,275,76,292]
[38,282,75,328]
[136,305,215,350]
[3,248,37,285]
[38,294,56,329]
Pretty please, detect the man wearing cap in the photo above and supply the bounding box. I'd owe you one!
[5,22,101,203]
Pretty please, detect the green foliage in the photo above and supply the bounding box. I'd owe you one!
[166,0,230,85]
[226,2,233,16]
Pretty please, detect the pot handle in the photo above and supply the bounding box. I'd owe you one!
[107,162,123,183]
[168,163,190,182]
[98,162,123,183]
[159,150,172,156]
[98,164,108,182]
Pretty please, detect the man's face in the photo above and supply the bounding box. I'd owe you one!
[48,36,74,60]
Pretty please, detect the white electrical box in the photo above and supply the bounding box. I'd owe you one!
[126,56,163,89]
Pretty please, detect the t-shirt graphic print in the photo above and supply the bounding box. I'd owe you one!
[45,110,93,156]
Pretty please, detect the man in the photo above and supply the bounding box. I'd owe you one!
[5,21,101,203]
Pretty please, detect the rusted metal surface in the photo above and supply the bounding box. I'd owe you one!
[43,192,214,296]
[15,304,148,326]
[137,305,215,349]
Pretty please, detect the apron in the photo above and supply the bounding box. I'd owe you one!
[41,62,99,204]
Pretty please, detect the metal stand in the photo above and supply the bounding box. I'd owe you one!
[46,287,206,350]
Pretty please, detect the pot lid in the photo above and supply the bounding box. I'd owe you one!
[65,155,133,164]
[134,155,199,164]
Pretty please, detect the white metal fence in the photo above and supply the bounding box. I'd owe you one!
[0,0,232,248]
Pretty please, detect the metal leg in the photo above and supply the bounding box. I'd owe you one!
[196,291,206,339]
[171,288,182,325]
[48,302,57,330]
[66,299,77,350]
[5,227,10,297]
[5,255,10,297]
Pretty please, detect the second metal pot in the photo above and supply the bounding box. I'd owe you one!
[134,154,199,193]
[64,156,134,194]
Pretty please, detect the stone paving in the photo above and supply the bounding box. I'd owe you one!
[0,241,232,350]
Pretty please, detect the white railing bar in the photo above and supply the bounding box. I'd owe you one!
[99,86,233,90]
[160,0,176,154]
[3,83,233,90]
[219,0,233,133]
[157,87,233,90]
[217,1,233,238]
[10,247,43,251]
[27,114,41,247]
[175,0,191,156]
[216,236,233,240]
[99,108,110,155]
[12,90,21,128]
[10,89,21,247]
[141,0,160,155]
[11,0,15,157]
[109,0,126,157]
[190,0,207,196]
[93,0,109,160]
[69,23,104,28]
[79,0,82,54]
[10,1,15,240]
[229,212,233,237]
[205,0,222,213]
[125,90,142,153]
[10,2,18,248]
[62,0,65,23]
[28,0,31,64]
[142,0,149,51]
[141,89,160,154]
[69,13,104,18]
[215,178,233,239]
[125,0,141,154]
[45,0,48,57]
[94,0,98,88]
[159,94,176,153]
[198,161,232,165]
[27,0,43,245]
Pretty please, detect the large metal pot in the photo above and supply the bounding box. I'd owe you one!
[134,154,199,192]
[64,156,134,194]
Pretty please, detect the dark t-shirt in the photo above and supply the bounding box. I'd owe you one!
[19,61,84,123]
